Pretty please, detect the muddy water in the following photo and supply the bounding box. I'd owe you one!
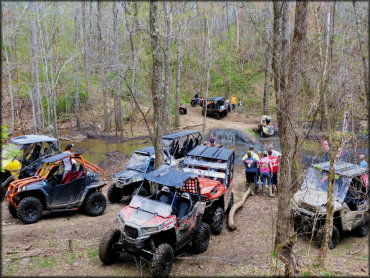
[60,138,150,165]
[206,129,368,167]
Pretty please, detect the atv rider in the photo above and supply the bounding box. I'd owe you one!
[62,144,77,177]
[243,151,258,195]
[194,89,200,101]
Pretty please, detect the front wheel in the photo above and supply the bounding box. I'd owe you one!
[17,197,43,224]
[84,191,107,216]
[150,243,174,278]
[191,100,197,107]
[179,108,185,115]
[210,207,224,235]
[107,183,124,203]
[213,113,220,120]
[354,222,368,237]
[192,222,211,254]
[318,225,340,249]
[99,229,122,265]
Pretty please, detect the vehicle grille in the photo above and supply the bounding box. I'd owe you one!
[301,203,316,212]
[124,226,138,238]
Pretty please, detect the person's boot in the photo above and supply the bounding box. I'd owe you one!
[272,185,277,195]
[269,186,275,198]
[262,186,267,196]
[250,184,255,196]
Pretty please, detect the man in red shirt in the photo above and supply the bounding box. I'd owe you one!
[268,150,279,194]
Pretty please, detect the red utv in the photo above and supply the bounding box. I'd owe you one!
[99,167,210,277]
[183,145,235,235]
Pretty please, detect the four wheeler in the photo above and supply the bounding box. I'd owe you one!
[6,152,107,224]
[202,97,228,120]
[190,97,204,107]
[178,104,187,115]
[290,162,369,249]
[99,167,210,277]
[183,145,235,235]
[257,115,278,137]
[1,134,60,197]
[109,131,202,204]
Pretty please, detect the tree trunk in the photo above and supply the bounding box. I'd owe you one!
[274,1,308,276]
[263,8,272,115]
[81,2,92,108]
[353,0,368,105]
[3,35,15,134]
[150,1,165,169]
[233,4,240,51]
[113,2,122,135]
[73,10,81,130]
[163,2,172,133]
[175,23,183,128]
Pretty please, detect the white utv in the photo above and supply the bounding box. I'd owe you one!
[291,162,368,249]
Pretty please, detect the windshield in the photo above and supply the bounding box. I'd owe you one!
[130,195,172,218]
[301,167,351,202]
[126,153,150,172]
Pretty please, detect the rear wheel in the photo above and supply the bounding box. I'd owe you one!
[318,225,340,249]
[213,113,220,120]
[17,197,43,224]
[354,222,368,237]
[99,229,122,265]
[107,183,124,203]
[8,202,18,218]
[192,222,211,254]
[191,100,197,107]
[179,108,185,115]
[210,207,224,235]
[84,191,107,216]
[150,243,174,278]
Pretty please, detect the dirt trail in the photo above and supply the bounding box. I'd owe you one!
[2,107,368,276]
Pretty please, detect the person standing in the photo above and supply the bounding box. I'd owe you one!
[268,145,281,159]
[242,146,260,190]
[322,136,329,160]
[243,151,258,195]
[62,144,76,177]
[359,154,368,167]
[225,98,231,112]
[231,95,237,111]
[209,134,216,147]
[259,151,274,197]
[268,150,279,194]
[238,99,242,113]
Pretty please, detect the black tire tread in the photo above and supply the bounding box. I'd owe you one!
[107,183,123,203]
[210,207,224,235]
[150,243,174,278]
[8,202,18,218]
[99,229,121,265]
[84,191,107,216]
[192,222,211,254]
[17,197,43,224]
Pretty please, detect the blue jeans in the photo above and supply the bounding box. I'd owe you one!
[232,104,236,111]
[260,172,271,186]
[255,168,260,187]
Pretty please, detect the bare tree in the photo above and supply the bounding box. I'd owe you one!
[163,2,172,133]
[73,9,81,130]
[175,22,183,128]
[263,5,272,115]
[273,1,308,276]
[150,1,165,168]
[113,1,123,135]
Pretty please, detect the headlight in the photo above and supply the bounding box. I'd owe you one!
[211,186,218,195]
[118,212,125,225]
[143,227,159,233]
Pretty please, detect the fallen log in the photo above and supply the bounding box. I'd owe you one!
[227,187,251,231]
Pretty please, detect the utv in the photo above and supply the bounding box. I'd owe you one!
[178,104,187,115]
[99,167,210,277]
[108,131,202,204]
[1,134,60,196]
[291,162,369,249]
[257,115,278,137]
[183,145,235,234]
[6,152,107,224]
[202,97,228,120]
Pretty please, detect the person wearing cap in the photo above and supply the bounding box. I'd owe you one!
[242,146,260,189]
[268,145,281,158]
[259,151,274,197]
[62,144,77,177]
[268,149,279,194]
[243,151,258,195]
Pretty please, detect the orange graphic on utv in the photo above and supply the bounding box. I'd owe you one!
[5,152,107,224]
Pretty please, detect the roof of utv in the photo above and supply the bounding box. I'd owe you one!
[187,145,233,161]
[134,146,155,156]
[207,96,224,102]
[162,130,200,140]
[10,134,58,145]
[145,167,197,188]
[313,162,368,178]
[42,152,77,163]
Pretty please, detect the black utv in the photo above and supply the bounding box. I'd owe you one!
[202,97,228,120]
[6,152,107,224]
[1,134,60,196]
[108,131,202,203]
[99,167,210,277]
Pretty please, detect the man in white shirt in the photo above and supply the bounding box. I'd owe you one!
[63,144,77,177]
[268,145,282,158]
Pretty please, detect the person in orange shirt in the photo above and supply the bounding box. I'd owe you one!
[231,95,237,111]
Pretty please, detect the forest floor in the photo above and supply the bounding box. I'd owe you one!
[1,106,368,276]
